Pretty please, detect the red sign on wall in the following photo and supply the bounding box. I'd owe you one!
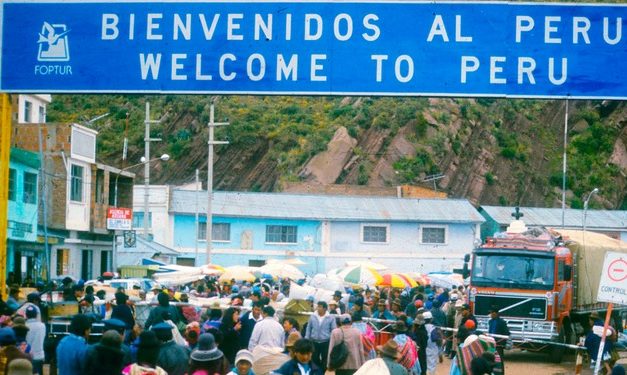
[107,207,133,230]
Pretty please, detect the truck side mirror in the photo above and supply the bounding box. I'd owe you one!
[462,254,470,279]
[564,265,572,281]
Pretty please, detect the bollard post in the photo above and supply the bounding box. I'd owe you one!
[574,350,583,375]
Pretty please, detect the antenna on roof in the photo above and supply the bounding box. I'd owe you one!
[422,173,445,192]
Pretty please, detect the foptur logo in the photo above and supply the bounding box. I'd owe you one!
[37,22,70,62]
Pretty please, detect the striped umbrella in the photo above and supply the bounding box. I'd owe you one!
[378,273,419,289]
[336,265,383,286]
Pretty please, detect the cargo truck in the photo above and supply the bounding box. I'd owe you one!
[467,219,626,362]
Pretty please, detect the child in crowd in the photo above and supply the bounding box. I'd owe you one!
[227,349,255,375]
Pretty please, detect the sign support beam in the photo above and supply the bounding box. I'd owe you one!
[0,94,12,299]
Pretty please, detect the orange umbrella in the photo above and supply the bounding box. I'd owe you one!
[378,273,419,289]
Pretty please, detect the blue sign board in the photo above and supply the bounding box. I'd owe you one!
[1,1,626,98]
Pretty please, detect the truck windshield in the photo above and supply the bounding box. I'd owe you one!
[471,253,554,290]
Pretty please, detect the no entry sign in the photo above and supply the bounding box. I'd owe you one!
[597,251,627,305]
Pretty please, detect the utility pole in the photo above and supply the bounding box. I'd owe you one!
[143,102,161,239]
[562,99,569,228]
[194,169,199,266]
[37,124,50,281]
[0,94,12,299]
[206,103,228,264]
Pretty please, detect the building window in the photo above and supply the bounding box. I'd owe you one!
[81,249,93,280]
[8,169,16,201]
[23,101,32,123]
[361,224,389,243]
[198,222,231,242]
[266,225,297,244]
[38,106,46,123]
[23,172,37,204]
[95,170,105,204]
[70,164,84,202]
[420,226,447,244]
[56,249,70,276]
[132,212,152,228]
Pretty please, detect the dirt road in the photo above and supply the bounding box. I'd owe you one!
[435,349,627,375]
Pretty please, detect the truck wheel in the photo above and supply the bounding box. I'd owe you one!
[549,321,573,364]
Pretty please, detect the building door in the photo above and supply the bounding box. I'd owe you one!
[100,250,112,275]
[56,248,70,277]
[249,259,266,267]
[15,250,35,284]
[81,249,93,280]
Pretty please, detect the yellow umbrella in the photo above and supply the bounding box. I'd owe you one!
[201,263,225,276]
[219,266,256,282]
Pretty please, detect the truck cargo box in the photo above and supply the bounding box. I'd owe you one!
[553,229,627,310]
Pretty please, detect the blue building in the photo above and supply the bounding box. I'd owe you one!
[479,205,627,242]
[6,148,41,282]
[168,190,485,274]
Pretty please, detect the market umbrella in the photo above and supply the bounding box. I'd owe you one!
[153,271,205,286]
[258,263,305,281]
[335,265,383,286]
[201,263,225,276]
[407,272,431,286]
[219,265,257,282]
[427,272,463,289]
[345,260,388,271]
[378,273,419,289]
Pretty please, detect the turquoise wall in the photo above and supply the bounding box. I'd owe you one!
[7,160,38,243]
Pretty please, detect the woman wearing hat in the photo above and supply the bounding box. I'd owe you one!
[410,313,428,375]
[123,331,167,375]
[189,333,230,375]
[377,340,409,375]
[85,330,126,375]
[392,321,420,375]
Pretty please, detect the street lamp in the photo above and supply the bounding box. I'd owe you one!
[113,153,169,207]
[583,188,599,233]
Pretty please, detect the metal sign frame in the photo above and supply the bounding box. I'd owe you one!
[1,1,627,99]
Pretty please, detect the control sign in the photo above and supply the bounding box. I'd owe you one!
[597,252,627,305]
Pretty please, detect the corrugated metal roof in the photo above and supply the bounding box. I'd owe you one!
[170,190,484,223]
[480,206,627,230]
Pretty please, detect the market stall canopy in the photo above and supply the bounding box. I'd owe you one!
[335,265,383,286]
[258,263,305,281]
[426,272,463,289]
[378,273,418,289]
[219,265,257,282]
[201,264,225,276]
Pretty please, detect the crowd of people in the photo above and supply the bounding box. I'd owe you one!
[0,275,623,375]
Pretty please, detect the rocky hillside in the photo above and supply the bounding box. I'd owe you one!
[46,95,626,209]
